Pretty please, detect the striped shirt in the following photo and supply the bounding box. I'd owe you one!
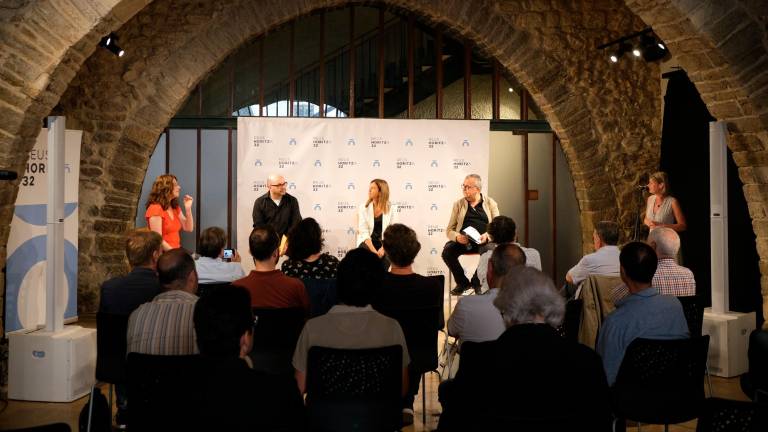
[127,289,199,355]
[611,258,696,303]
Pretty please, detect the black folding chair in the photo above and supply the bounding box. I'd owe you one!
[696,397,767,432]
[85,312,129,432]
[249,307,306,374]
[741,329,768,401]
[611,336,710,431]
[301,278,338,318]
[676,295,703,337]
[197,281,232,299]
[306,345,403,432]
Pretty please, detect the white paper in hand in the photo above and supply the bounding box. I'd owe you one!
[461,226,482,244]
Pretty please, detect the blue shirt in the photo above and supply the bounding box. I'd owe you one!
[596,287,689,385]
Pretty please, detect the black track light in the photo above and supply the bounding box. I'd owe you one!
[598,28,668,64]
[99,32,125,57]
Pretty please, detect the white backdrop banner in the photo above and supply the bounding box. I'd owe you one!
[5,128,81,334]
[236,117,489,277]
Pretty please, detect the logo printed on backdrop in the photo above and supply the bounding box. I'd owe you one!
[430,247,439,255]
[427,137,446,149]
[404,182,413,191]
[462,139,470,147]
[372,160,381,167]
[254,159,263,167]
[313,136,330,148]
[370,136,389,148]
[393,200,415,213]
[347,182,355,190]
[252,180,267,192]
[396,158,415,169]
[427,225,444,236]
[288,138,297,146]
[321,228,332,236]
[313,204,322,211]
[430,160,439,168]
[426,266,446,277]
[336,247,349,259]
[430,203,438,211]
[452,158,471,169]
[347,138,356,146]
[314,160,322,167]
[404,138,414,147]
[288,182,297,190]
[427,181,446,192]
[253,136,272,147]
[278,158,297,169]
[337,201,356,213]
[337,158,357,169]
[347,227,356,236]
[312,181,331,192]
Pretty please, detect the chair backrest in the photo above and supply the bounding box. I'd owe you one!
[612,335,710,425]
[676,295,703,337]
[578,275,622,349]
[196,281,232,299]
[306,345,402,432]
[742,329,768,400]
[249,307,306,374]
[126,353,203,431]
[454,340,495,380]
[696,397,766,432]
[561,298,583,343]
[301,278,337,317]
[95,312,130,384]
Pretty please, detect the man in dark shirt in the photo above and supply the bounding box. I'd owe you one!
[252,174,302,250]
[442,174,499,295]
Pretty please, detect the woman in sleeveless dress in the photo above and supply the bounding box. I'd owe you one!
[644,171,687,233]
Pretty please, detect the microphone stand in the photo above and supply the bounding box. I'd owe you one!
[632,187,647,241]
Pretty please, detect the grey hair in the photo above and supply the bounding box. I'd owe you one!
[465,174,482,190]
[648,227,680,258]
[493,266,565,328]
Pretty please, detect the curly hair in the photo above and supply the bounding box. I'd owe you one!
[382,223,421,267]
[285,218,324,261]
[146,174,179,210]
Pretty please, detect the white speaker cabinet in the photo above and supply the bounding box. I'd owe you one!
[702,309,755,378]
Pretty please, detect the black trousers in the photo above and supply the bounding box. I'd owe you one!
[357,241,391,271]
[441,241,490,288]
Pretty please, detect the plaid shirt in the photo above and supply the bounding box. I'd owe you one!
[611,258,695,302]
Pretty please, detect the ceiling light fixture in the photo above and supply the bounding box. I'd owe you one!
[99,32,125,57]
[598,27,669,64]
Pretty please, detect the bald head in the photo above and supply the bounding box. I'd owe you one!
[267,174,287,199]
[157,249,198,294]
[648,227,680,258]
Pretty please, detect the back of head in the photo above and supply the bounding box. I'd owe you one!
[285,218,323,261]
[595,221,619,246]
[490,243,526,279]
[194,285,253,357]
[336,249,384,307]
[648,227,680,257]
[382,223,421,267]
[493,266,564,328]
[249,224,279,261]
[199,226,227,259]
[487,216,517,244]
[619,241,658,284]
[157,249,197,290]
[126,228,163,267]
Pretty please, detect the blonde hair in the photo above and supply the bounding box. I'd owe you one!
[366,179,391,213]
[649,171,670,196]
[146,174,179,210]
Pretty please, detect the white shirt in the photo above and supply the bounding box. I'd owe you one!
[567,245,620,285]
[476,242,543,292]
[195,256,245,284]
[447,288,506,343]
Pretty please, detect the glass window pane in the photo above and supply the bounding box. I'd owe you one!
[441,37,465,119]
[177,88,199,116]
[381,19,406,118]
[488,131,525,238]
[412,26,436,119]
[527,133,554,277]
[200,130,229,238]
[263,23,291,116]
[169,129,198,252]
[354,6,380,117]
[136,133,167,227]
[295,14,322,117]
[201,58,231,116]
[233,39,260,115]
[555,141,582,284]
[470,49,493,119]
[500,75,522,119]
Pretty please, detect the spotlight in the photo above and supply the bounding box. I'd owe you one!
[632,47,641,57]
[640,34,668,62]
[598,27,669,64]
[99,32,125,57]
[609,42,632,63]
[508,87,514,93]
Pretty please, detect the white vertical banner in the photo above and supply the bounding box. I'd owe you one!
[5,128,81,334]
[237,117,489,278]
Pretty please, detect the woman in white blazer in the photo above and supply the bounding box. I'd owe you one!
[357,179,397,267]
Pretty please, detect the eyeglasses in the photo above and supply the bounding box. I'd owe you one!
[460,184,477,190]
[270,182,288,188]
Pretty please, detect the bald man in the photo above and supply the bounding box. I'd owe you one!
[252,174,302,240]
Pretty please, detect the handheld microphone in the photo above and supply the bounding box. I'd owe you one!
[0,170,18,180]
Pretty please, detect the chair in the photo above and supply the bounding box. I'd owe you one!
[696,397,767,432]
[611,336,710,431]
[677,295,703,337]
[126,353,203,431]
[196,281,232,299]
[249,307,306,374]
[306,345,403,432]
[85,312,129,431]
[301,278,338,317]
[740,329,768,400]
[578,275,622,349]
[559,298,583,342]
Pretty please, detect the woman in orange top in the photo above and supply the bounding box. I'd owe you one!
[145,174,194,251]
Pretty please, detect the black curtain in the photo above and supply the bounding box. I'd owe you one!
[660,69,763,327]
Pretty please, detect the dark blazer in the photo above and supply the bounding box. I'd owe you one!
[252,192,302,238]
[99,267,161,315]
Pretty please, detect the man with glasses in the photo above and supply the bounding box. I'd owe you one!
[252,173,302,252]
[443,174,499,295]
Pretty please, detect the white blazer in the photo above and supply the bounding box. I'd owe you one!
[356,202,397,246]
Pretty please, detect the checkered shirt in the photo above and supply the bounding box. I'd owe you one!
[610,258,695,302]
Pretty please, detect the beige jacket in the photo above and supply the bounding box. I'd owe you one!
[445,194,500,242]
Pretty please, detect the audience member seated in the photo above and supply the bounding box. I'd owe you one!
[448,243,526,343]
[127,248,200,355]
[373,223,443,426]
[438,267,611,431]
[98,228,163,426]
[611,227,695,302]
[292,248,410,396]
[194,226,245,283]
[566,221,620,286]
[233,224,310,313]
[596,241,689,385]
[194,285,305,432]
[281,217,340,279]
[476,216,541,293]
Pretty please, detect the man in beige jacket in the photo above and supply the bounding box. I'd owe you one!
[443,174,500,295]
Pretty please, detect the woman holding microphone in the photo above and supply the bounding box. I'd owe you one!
[357,179,397,269]
[145,174,194,251]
